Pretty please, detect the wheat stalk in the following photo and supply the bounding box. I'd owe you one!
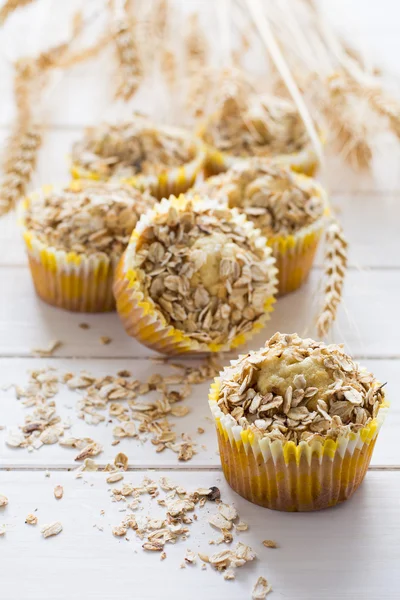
[0,125,42,216]
[0,0,35,23]
[0,12,110,217]
[111,0,142,101]
[316,221,348,338]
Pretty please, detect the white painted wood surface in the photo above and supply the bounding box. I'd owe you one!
[0,0,399,598]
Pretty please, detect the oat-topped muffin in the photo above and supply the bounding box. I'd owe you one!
[192,160,329,295]
[209,333,388,511]
[114,195,278,354]
[199,93,318,177]
[20,182,156,312]
[71,114,205,199]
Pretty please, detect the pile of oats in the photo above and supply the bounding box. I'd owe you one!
[72,114,196,179]
[201,92,309,158]
[132,200,277,346]
[6,357,221,462]
[23,182,155,256]
[216,333,386,443]
[108,473,259,583]
[192,160,325,237]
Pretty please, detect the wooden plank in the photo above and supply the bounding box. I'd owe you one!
[0,469,399,599]
[0,266,397,358]
[0,357,397,468]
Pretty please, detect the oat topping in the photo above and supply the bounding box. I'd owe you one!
[216,333,386,443]
[0,494,8,507]
[23,182,155,256]
[192,160,325,236]
[72,113,196,179]
[201,92,309,158]
[129,198,277,347]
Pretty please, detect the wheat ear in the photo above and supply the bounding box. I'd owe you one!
[316,221,348,337]
[111,0,142,101]
[0,125,42,216]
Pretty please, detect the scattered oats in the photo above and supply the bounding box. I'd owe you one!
[25,513,38,525]
[100,336,112,345]
[218,502,238,521]
[31,340,62,357]
[143,541,164,551]
[81,458,99,472]
[178,442,195,462]
[160,551,167,560]
[41,521,63,538]
[114,452,129,471]
[234,521,248,532]
[79,323,90,329]
[106,472,124,484]
[170,405,190,417]
[185,549,197,564]
[224,568,236,581]
[75,442,103,461]
[198,552,210,563]
[252,576,272,599]
[197,427,205,434]
[113,525,128,537]
[54,485,63,500]
[262,539,278,549]
[208,513,232,531]
[0,495,8,507]
[117,370,131,378]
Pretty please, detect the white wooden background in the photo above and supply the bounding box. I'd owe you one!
[1,1,400,599]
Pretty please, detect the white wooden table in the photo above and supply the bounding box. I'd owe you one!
[1,1,400,598]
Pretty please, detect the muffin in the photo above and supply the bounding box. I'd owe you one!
[71,113,205,199]
[19,182,156,312]
[114,194,278,355]
[191,160,329,295]
[209,332,388,512]
[198,93,319,177]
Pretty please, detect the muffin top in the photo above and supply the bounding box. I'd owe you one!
[72,113,197,179]
[127,196,278,347]
[201,93,309,158]
[215,332,386,443]
[192,160,326,237]
[24,183,156,257]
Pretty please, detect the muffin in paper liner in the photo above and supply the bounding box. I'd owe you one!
[191,165,330,296]
[209,379,388,512]
[71,127,206,200]
[113,195,278,355]
[201,138,319,180]
[267,180,330,296]
[18,183,155,313]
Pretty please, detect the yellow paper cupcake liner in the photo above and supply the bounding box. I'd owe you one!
[209,379,388,512]
[70,130,206,200]
[197,124,319,179]
[267,178,330,295]
[19,196,118,312]
[114,196,278,355]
